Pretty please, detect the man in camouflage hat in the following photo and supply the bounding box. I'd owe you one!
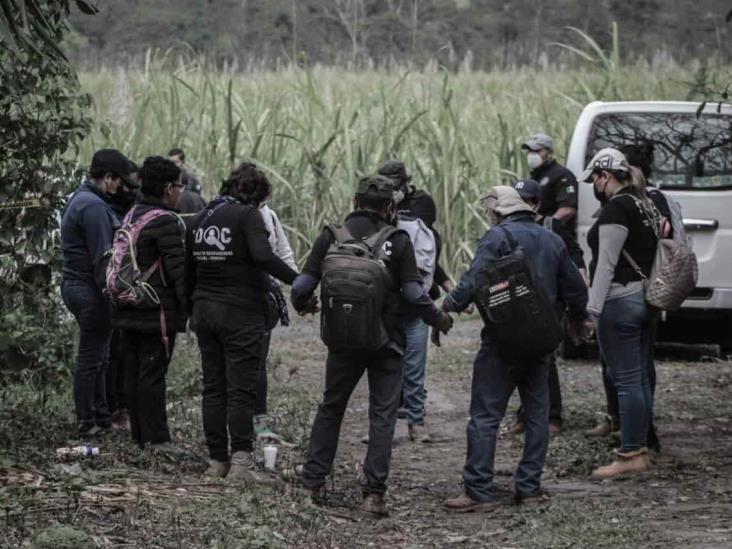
[292,174,453,516]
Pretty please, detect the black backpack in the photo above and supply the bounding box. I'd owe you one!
[473,225,562,373]
[320,223,398,353]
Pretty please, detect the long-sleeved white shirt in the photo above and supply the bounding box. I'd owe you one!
[260,204,298,273]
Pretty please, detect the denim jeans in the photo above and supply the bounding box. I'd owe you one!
[302,348,402,495]
[194,300,266,461]
[596,290,654,452]
[61,280,112,429]
[400,317,430,426]
[516,351,562,425]
[463,341,550,501]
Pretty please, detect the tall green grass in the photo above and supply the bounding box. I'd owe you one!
[76,60,707,275]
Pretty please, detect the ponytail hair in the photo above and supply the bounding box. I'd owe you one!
[629,165,648,197]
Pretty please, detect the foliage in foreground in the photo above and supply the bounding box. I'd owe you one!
[0,1,93,376]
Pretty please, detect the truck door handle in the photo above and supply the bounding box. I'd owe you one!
[683,218,718,231]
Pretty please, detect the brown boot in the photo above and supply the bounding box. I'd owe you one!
[585,417,619,438]
[592,448,651,480]
[359,493,388,517]
[408,424,432,443]
[444,492,500,513]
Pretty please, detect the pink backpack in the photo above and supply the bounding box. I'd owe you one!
[106,206,173,308]
[105,206,176,355]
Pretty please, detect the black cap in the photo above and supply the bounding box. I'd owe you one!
[90,149,136,186]
[377,159,411,183]
[356,174,396,200]
[512,178,541,201]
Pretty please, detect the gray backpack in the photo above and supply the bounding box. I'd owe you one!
[320,224,398,352]
[623,196,698,311]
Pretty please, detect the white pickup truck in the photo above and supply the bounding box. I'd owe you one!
[567,101,732,349]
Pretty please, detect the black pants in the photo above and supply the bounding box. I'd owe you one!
[194,300,266,462]
[120,330,176,447]
[302,348,402,495]
[254,331,272,417]
[517,352,562,425]
[106,329,127,414]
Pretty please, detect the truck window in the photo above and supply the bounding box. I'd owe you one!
[586,113,732,190]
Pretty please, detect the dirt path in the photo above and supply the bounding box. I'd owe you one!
[274,317,732,548]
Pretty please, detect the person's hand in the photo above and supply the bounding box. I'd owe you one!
[437,311,453,334]
[299,295,320,316]
[463,303,475,315]
[431,326,442,347]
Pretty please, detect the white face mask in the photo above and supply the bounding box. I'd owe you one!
[527,152,544,170]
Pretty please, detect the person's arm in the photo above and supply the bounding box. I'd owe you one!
[271,209,298,273]
[556,242,588,321]
[586,224,628,318]
[83,204,118,292]
[443,230,499,313]
[243,209,298,285]
[184,218,197,313]
[291,230,330,312]
[553,170,579,223]
[156,215,188,315]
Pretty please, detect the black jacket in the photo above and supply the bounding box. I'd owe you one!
[111,197,188,334]
[538,215,586,270]
[185,197,298,315]
[531,159,579,228]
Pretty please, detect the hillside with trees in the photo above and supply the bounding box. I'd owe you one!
[68,0,732,70]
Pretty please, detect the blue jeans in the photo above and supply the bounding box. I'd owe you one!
[61,280,112,429]
[463,341,550,501]
[597,290,654,452]
[400,317,429,426]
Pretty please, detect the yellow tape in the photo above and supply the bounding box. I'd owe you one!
[0,198,42,210]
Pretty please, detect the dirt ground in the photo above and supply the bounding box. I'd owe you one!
[2,316,732,548]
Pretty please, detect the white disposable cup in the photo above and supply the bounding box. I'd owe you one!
[263,445,278,470]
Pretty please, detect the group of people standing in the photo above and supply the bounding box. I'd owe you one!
[59,132,674,516]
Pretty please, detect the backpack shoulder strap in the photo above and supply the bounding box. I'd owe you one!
[363,224,400,252]
[325,223,356,245]
[498,224,519,253]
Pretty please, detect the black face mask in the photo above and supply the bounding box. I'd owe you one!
[593,175,609,205]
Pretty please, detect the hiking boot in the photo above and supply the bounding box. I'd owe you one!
[408,424,432,443]
[359,493,388,517]
[585,417,619,437]
[111,409,131,432]
[229,451,280,485]
[76,423,104,438]
[205,459,230,478]
[514,490,551,506]
[444,492,500,513]
[510,422,525,435]
[396,407,408,419]
[549,421,561,436]
[592,448,652,480]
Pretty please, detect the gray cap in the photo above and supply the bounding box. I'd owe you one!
[580,148,630,182]
[512,178,541,201]
[377,159,411,183]
[356,174,396,200]
[521,133,554,152]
